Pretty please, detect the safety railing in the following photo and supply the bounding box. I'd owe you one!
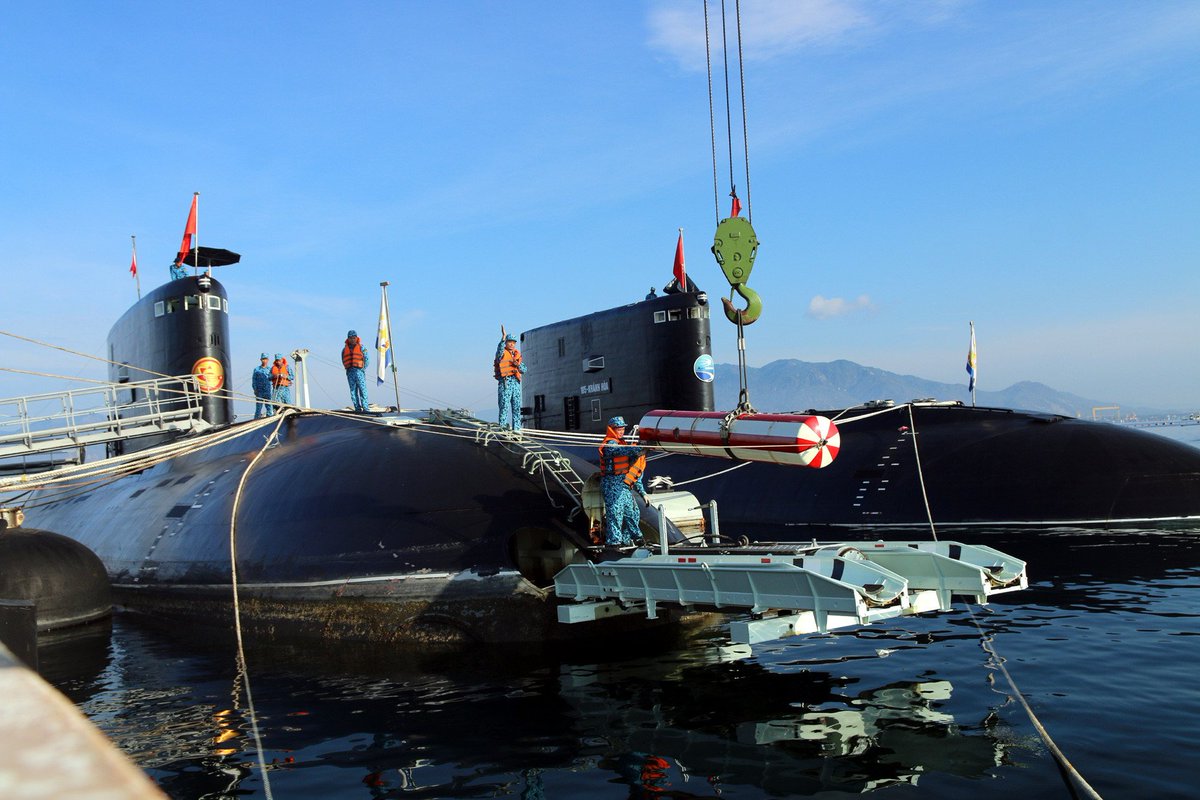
[0,375,211,458]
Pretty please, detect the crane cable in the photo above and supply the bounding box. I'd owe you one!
[705,0,752,223]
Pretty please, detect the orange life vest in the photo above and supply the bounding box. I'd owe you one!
[271,360,291,387]
[599,436,633,477]
[342,339,365,369]
[497,347,522,380]
[624,453,647,488]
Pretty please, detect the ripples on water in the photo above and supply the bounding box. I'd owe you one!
[41,425,1200,800]
[39,525,1200,800]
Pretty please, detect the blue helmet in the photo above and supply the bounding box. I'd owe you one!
[274,353,283,360]
[259,353,269,359]
[608,416,626,427]
[505,334,518,342]
[347,330,357,338]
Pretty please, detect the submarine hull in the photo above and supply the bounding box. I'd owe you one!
[24,412,637,644]
[641,403,1200,535]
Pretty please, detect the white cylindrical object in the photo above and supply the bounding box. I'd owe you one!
[638,410,841,468]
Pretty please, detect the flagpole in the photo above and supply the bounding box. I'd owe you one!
[191,191,199,273]
[381,280,401,411]
[131,235,141,300]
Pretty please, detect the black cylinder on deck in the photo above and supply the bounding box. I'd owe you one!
[0,527,112,631]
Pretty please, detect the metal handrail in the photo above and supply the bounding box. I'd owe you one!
[0,375,209,457]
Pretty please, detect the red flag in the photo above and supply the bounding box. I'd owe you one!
[673,230,686,290]
[730,193,742,218]
[129,249,137,277]
[177,194,197,265]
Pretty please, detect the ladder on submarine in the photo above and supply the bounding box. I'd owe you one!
[0,375,212,461]
[435,412,589,519]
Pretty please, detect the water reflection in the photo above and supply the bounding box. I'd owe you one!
[41,616,1026,799]
[557,643,1010,796]
[39,526,1200,798]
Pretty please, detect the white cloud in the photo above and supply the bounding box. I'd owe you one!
[807,294,875,319]
[647,1,869,71]
[647,0,939,71]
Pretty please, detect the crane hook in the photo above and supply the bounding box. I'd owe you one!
[722,283,762,325]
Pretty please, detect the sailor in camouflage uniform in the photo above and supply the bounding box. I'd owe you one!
[598,416,647,546]
[270,353,294,410]
[341,330,370,412]
[494,333,526,430]
[251,353,273,418]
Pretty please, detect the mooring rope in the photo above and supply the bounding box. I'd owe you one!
[906,404,938,541]
[227,411,290,800]
[967,605,1104,799]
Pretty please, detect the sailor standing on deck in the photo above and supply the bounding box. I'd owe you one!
[251,353,273,418]
[494,331,526,430]
[270,353,294,410]
[342,330,370,413]
[169,259,188,280]
[599,416,647,546]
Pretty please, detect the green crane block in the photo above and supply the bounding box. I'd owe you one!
[712,217,759,286]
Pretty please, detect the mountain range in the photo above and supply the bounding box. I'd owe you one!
[712,359,1153,419]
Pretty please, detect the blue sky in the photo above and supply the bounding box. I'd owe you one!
[2,1,1198,416]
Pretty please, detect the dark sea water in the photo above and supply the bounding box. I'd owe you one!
[42,424,1200,800]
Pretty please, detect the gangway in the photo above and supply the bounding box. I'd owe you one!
[0,376,212,460]
[555,538,1027,645]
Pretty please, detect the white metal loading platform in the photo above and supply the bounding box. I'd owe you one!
[554,539,1027,645]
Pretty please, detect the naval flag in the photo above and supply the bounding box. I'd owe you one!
[673,229,686,290]
[966,322,977,394]
[376,286,393,386]
[177,194,197,266]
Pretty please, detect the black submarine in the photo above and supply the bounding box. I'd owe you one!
[518,280,1200,535]
[14,258,611,645]
[7,249,1034,647]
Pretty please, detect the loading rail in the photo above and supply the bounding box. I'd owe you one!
[0,375,211,459]
[555,539,1027,645]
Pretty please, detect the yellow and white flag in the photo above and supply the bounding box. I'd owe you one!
[376,286,392,386]
[966,322,977,393]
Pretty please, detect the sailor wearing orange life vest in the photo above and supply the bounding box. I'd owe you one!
[599,415,647,546]
[495,333,527,430]
[342,330,370,412]
[270,353,294,409]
